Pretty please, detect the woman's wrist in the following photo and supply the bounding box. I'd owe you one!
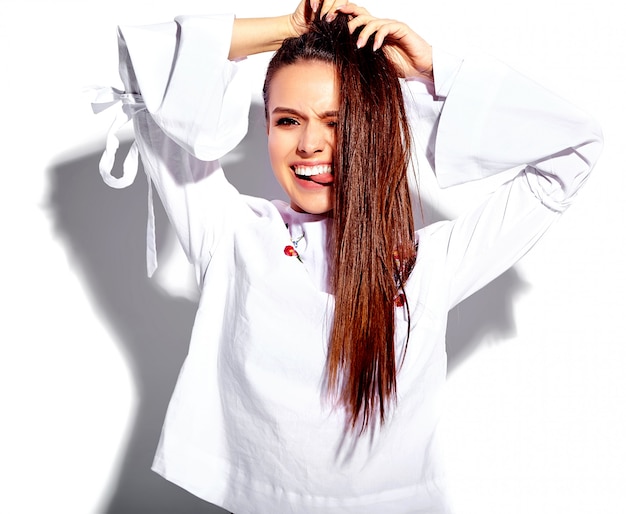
[229,15,298,60]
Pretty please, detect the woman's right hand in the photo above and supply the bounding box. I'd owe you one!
[287,1,314,36]
[230,0,350,59]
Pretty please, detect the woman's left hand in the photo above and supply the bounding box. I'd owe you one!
[334,3,433,81]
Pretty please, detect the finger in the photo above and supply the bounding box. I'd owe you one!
[371,24,396,52]
[335,3,370,17]
[354,19,397,49]
[335,3,370,14]
[319,0,341,20]
[346,13,375,34]
[341,5,374,32]
[322,0,354,22]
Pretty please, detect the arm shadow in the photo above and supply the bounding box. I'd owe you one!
[46,101,526,512]
[47,144,227,514]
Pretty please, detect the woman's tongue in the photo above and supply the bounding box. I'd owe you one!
[308,172,333,184]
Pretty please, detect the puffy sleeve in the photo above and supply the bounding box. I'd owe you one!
[407,49,603,308]
[93,14,253,283]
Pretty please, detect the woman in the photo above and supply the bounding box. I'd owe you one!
[92,1,602,512]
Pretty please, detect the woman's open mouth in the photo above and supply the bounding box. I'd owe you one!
[292,164,334,184]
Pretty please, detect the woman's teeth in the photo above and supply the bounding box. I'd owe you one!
[293,164,333,177]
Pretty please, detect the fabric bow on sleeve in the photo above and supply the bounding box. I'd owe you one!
[90,14,251,277]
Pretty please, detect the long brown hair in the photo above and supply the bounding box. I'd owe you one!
[263,14,416,433]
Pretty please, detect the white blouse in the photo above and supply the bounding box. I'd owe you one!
[92,13,602,514]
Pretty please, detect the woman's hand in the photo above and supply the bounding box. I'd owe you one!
[288,0,347,36]
[230,1,317,59]
[287,0,314,36]
[336,3,433,81]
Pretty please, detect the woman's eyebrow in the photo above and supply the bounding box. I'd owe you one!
[271,107,302,117]
[271,107,338,118]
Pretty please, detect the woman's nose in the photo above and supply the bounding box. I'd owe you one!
[297,124,325,155]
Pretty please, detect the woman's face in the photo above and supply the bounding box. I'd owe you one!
[266,60,338,214]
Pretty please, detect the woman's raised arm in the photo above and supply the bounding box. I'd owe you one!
[229,0,309,59]
[229,0,367,59]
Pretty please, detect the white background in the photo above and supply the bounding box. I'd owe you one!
[1,1,624,513]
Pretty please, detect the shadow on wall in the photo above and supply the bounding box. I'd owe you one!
[47,102,527,514]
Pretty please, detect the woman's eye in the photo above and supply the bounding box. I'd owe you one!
[276,117,298,126]
[327,120,338,128]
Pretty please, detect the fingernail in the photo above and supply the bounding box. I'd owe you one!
[312,1,319,12]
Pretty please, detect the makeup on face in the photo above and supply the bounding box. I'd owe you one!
[266,60,339,214]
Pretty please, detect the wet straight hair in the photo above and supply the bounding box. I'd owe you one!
[263,13,416,433]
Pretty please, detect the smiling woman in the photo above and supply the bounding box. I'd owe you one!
[266,60,338,215]
[91,1,602,513]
